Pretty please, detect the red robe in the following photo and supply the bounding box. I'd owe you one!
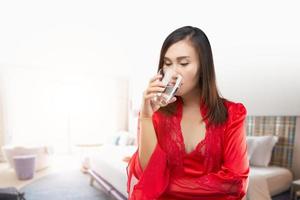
[126,97,249,200]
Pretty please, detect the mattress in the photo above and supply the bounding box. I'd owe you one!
[250,166,293,196]
[89,144,137,197]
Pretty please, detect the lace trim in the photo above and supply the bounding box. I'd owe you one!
[156,111,225,176]
[154,99,243,176]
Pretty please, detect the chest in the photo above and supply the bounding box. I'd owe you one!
[180,110,207,154]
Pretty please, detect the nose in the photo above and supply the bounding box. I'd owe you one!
[167,66,182,84]
[165,65,182,78]
[174,65,182,77]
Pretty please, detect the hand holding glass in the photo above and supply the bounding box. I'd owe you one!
[152,67,182,107]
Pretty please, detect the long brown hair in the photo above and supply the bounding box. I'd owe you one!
[157,26,228,126]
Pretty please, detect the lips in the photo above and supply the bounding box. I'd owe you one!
[169,79,183,84]
[168,82,183,87]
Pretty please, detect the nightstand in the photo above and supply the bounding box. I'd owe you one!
[290,180,300,200]
[75,143,103,173]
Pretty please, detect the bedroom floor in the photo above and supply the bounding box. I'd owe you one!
[0,155,81,189]
[272,191,291,200]
[0,156,293,200]
[0,155,118,200]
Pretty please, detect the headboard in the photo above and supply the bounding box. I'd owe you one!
[246,116,296,169]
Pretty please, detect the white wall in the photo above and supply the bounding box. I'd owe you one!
[1,1,299,116]
[0,66,128,152]
[0,96,4,161]
[127,1,300,116]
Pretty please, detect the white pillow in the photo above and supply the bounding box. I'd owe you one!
[248,135,278,167]
[116,131,136,146]
[246,137,258,161]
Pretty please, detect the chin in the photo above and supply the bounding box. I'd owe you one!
[175,91,184,96]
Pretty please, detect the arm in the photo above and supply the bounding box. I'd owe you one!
[167,103,249,199]
[138,115,159,171]
[126,113,170,200]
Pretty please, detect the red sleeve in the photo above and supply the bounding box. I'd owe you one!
[126,113,170,200]
[167,103,249,199]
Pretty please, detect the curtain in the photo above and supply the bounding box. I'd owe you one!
[246,116,297,168]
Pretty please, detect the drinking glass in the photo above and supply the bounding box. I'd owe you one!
[152,67,183,106]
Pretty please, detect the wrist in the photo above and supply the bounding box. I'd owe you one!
[139,111,152,119]
[139,112,152,121]
[140,116,152,120]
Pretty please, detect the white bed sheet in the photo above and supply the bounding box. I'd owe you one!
[247,166,293,200]
[250,166,292,196]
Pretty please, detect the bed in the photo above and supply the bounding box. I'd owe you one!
[88,144,136,200]
[247,166,293,200]
[88,144,293,200]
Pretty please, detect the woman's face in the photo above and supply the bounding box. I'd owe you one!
[163,39,200,97]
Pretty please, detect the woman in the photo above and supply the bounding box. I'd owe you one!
[126,26,249,200]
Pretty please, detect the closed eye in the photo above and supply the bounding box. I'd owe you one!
[180,63,189,66]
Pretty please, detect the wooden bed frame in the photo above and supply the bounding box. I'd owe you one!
[88,169,127,200]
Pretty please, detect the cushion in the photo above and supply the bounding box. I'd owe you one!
[246,137,258,161]
[115,131,136,146]
[248,135,278,167]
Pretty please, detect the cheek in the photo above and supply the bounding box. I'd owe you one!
[177,81,191,94]
[179,75,198,92]
[181,72,197,87]
[181,67,198,82]
[177,67,199,92]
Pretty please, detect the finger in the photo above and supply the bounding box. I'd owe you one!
[150,80,165,88]
[151,101,162,110]
[144,93,158,100]
[168,96,177,104]
[145,86,165,94]
[149,74,163,84]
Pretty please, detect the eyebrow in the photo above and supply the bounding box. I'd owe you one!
[164,56,190,61]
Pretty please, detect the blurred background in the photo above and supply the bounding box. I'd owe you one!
[0,1,299,199]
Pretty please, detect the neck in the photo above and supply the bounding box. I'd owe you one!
[181,88,201,108]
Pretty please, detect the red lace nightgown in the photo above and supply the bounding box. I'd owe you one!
[126,97,249,200]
